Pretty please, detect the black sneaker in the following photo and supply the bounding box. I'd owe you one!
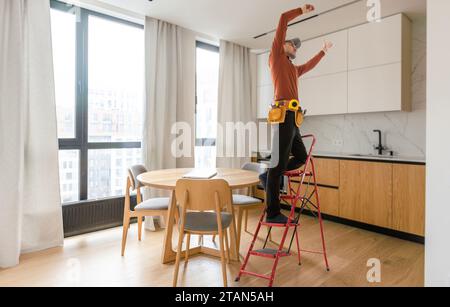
[266,213,289,224]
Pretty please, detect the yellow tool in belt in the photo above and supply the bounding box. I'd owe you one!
[274,99,300,112]
[268,99,304,128]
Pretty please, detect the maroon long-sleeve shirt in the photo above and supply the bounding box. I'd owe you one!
[269,8,325,101]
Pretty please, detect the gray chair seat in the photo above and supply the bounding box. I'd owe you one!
[134,197,169,211]
[232,194,263,206]
[183,212,232,232]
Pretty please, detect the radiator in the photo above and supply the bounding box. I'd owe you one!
[62,196,137,237]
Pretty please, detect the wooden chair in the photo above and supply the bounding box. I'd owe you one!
[121,165,170,256]
[173,179,236,287]
[213,162,267,253]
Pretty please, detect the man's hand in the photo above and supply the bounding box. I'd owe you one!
[322,41,333,53]
[302,4,315,14]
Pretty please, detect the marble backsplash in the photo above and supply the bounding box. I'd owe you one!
[299,18,427,158]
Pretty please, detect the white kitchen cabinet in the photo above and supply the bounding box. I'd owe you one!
[300,72,348,116]
[257,83,274,119]
[257,52,271,86]
[348,62,409,113]
[255,14,411,117]
[348,14,410,70]
[347,14,411,113]
[296,29,348,79]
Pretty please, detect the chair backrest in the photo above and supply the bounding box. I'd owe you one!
[175,179,232,212]
[242,162,266,174]
[127,165,148,191]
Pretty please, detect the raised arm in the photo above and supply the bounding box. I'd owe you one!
[271,5,315,57]
[271,8,303,56]
[297,41,333,77]
[296,50,325,77]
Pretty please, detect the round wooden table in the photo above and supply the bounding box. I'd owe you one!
[137,168,261,264]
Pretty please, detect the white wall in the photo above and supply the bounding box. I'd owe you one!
[425,0,450,287]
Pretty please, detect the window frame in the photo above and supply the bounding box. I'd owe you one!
[51,0,144,202]
[195,41,219,147]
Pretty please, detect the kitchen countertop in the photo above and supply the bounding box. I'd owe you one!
[313,151,426,164]
[256,151,426,164]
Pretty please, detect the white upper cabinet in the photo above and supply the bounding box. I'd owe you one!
[257,83,274,119]
[348,63,402,113]
[256,52,272,119]
[296,29,348,79]
[348,14,412,113]
[348,14,403,70]
[255,13,411,118]
[257,52,271,86]
[300,72,348,116]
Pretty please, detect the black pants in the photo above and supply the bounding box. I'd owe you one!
[262,111,308,218]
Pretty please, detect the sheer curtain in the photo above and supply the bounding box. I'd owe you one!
[216,40,254,169]
[143,17,183,230]
[0,0,63,268]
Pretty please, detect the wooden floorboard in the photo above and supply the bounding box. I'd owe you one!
[0,210,424,287]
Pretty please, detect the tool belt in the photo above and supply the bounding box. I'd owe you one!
[267,99,305,128]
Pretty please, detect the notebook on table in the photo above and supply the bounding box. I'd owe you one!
[182,169,218,179]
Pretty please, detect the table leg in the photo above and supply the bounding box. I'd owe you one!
[161,190,178,264]
[227,205,239,262]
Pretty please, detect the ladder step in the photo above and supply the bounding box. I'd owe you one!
[280,195,306,201]
[284,170,313,177]
[260,221,298,227]
[250,249,291,258]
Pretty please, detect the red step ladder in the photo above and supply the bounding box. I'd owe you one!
[235,134,330,287]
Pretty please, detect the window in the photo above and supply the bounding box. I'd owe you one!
[51,1,144,203]
[195,42,220,168]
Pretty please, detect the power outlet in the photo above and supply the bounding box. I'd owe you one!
[333,139,344,147]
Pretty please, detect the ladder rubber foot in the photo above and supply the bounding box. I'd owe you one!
[327,268,330,272]
[235,277,240,282]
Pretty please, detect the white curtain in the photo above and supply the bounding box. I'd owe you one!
[216,40,254,169]
[143,17,182,172]
[143,17,183,230]
[0,0,63,268]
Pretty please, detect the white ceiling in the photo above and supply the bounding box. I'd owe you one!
[97,0,426,50]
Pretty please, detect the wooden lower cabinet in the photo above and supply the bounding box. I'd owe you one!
[253,154,425,236]
[339,160,393,229]
[393,164,426,236]
[316,186,339,216]
[290,182,339,216]
[310,157,340,187]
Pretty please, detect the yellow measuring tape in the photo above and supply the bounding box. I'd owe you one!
[275,99,300,111]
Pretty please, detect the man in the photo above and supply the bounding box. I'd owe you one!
[261,4,333,224]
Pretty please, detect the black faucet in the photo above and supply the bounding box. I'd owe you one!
[373,130,385,155]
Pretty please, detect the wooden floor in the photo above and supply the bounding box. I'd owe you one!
[0,210,424,287]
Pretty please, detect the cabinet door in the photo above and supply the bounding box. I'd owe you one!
[348,63,402,113]
[257,83,274,119]
[317,187,339,216]
[257,52,271,86]
[296,30,348,78]
[348,14,403,70]
[339,160,393,228]
[304,157,340,187]
[393,164,425,236]
[289,183,339,217]
[300,72,348,116]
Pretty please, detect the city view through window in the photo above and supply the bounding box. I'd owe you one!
[51,8,144,203]
[195,43,219,169]
[51,6,219,204]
